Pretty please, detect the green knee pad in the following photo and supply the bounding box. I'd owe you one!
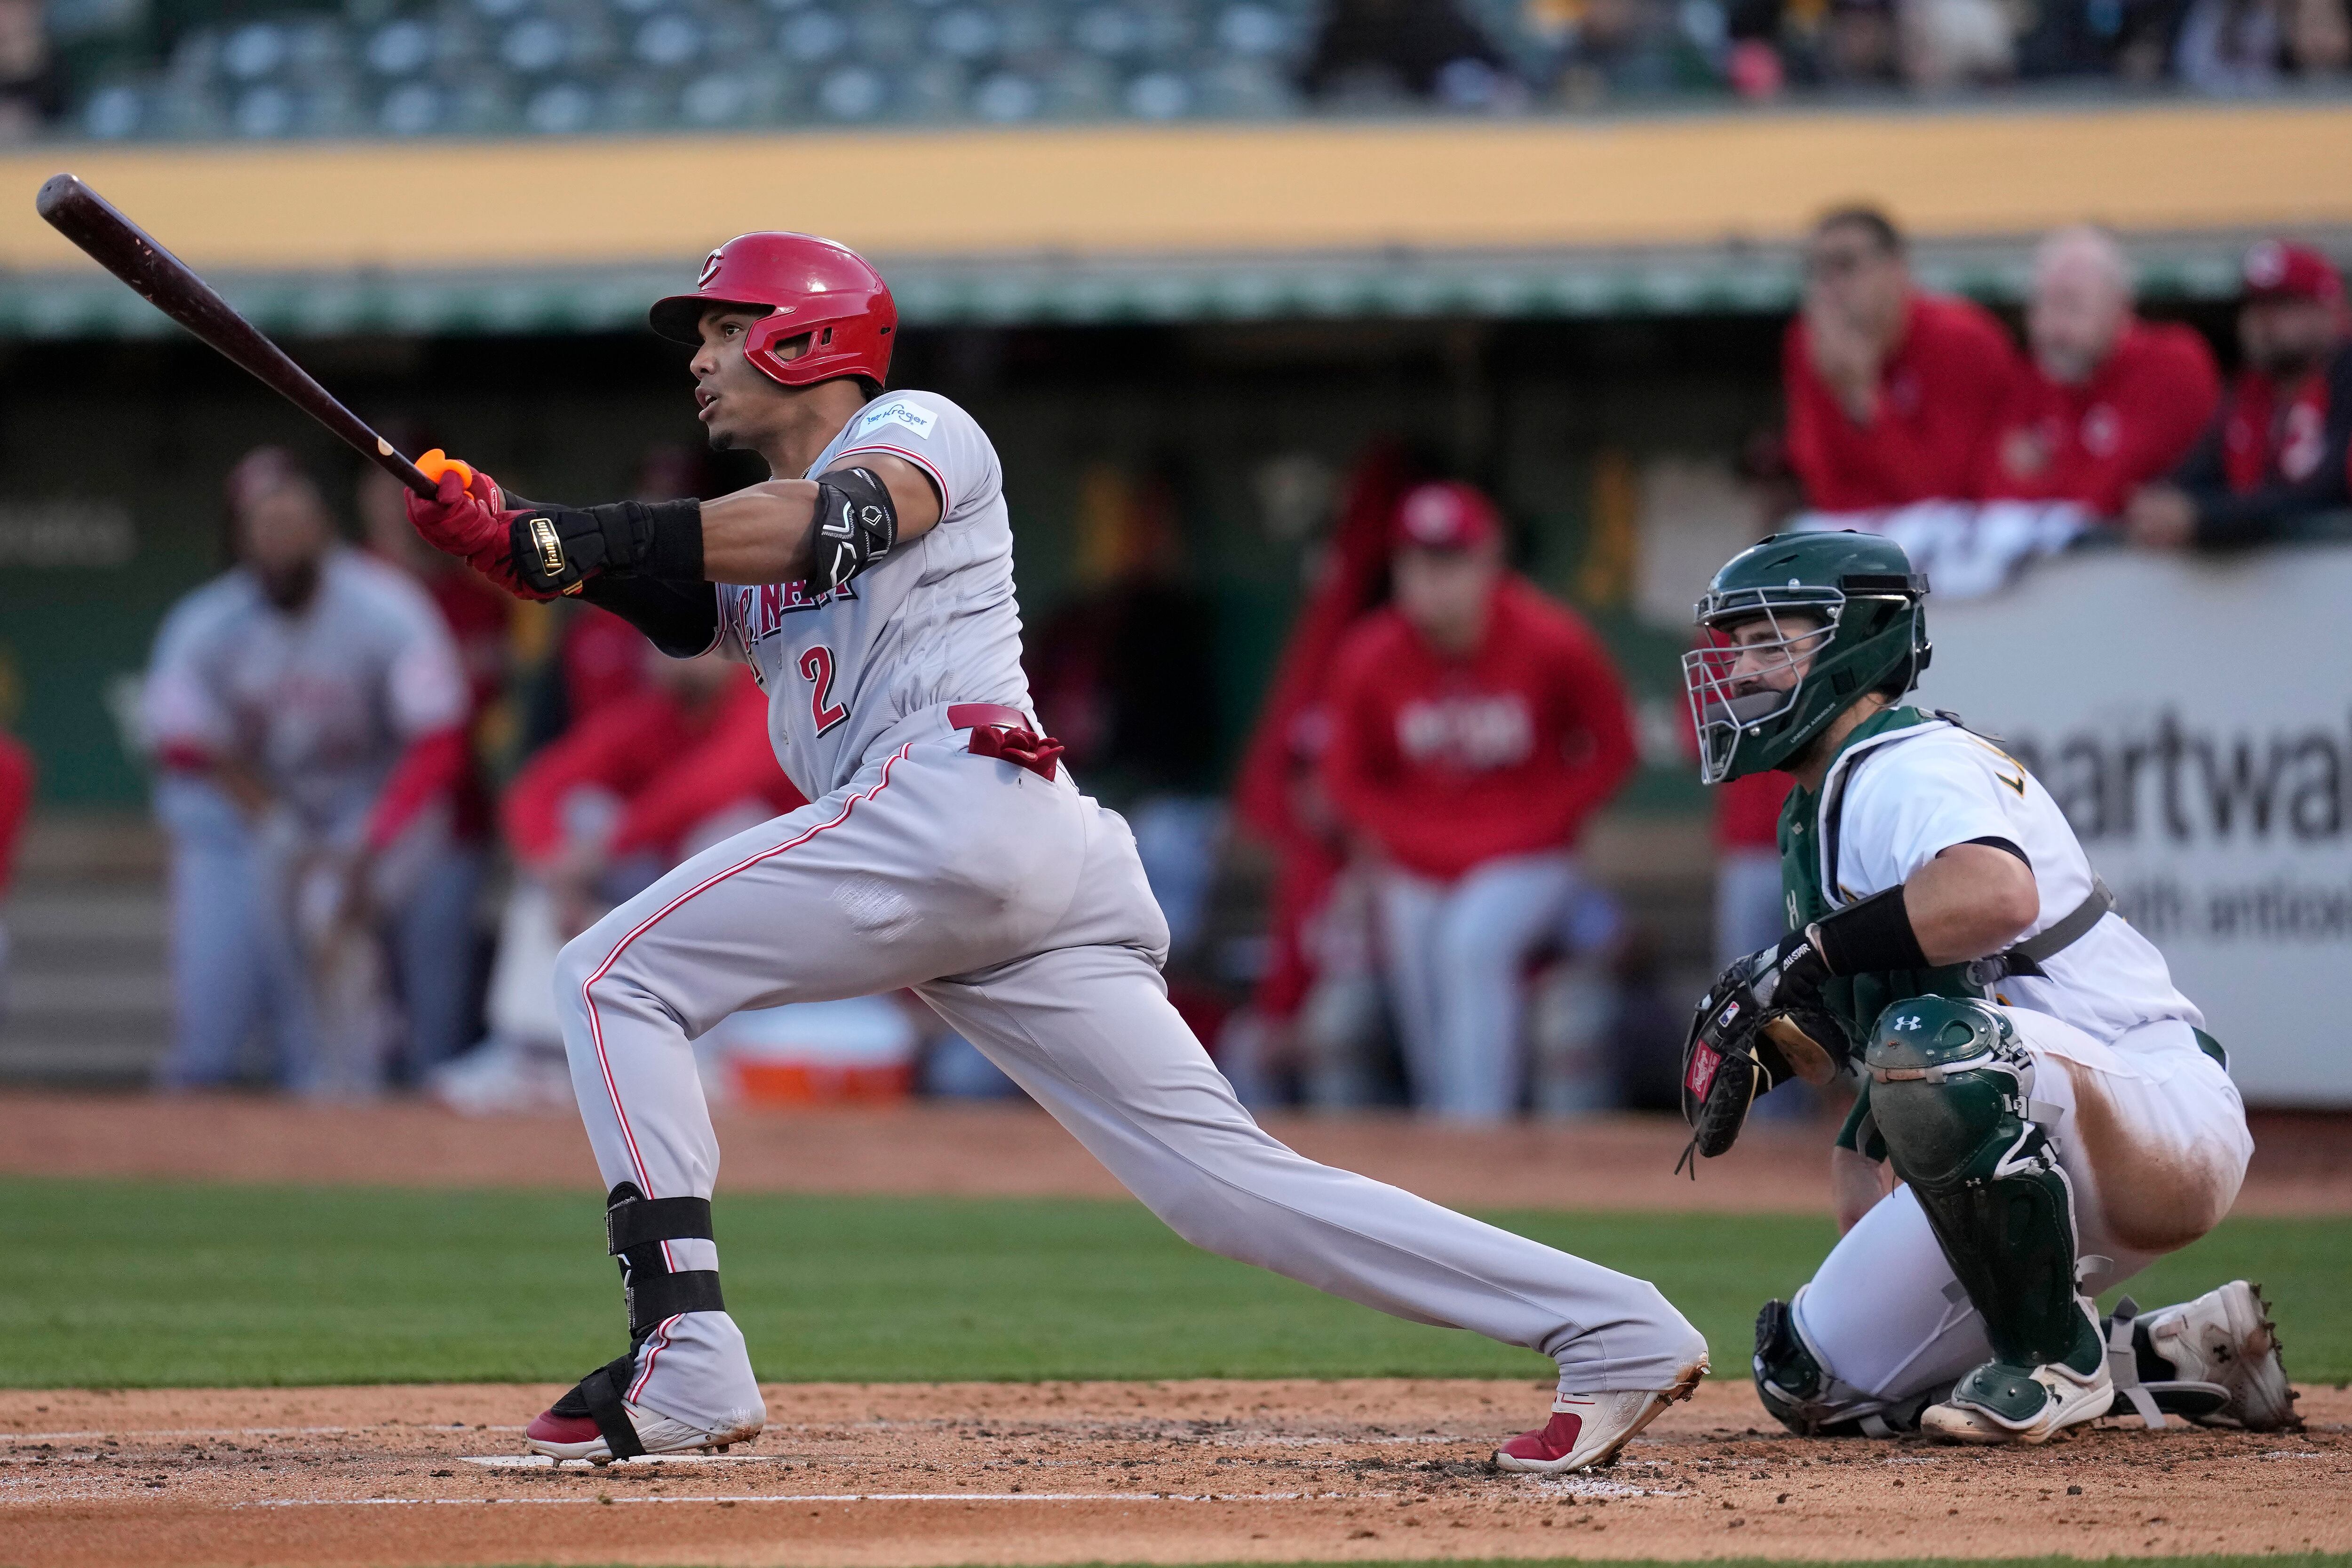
[1864,997,2100,1377]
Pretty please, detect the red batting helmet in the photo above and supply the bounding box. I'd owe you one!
[649,232,897,390]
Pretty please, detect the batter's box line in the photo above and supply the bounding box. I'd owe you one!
[247,1490,1396,1508]
[0,1425,528,1443]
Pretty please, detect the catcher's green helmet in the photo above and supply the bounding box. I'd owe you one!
[1685,531,1930,783]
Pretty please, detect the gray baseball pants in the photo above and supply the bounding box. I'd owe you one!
[552,707,1705,1436]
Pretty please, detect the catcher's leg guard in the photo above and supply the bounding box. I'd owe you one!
[1753,1293,1947,1438]
[1862,999,2107,1443]
[545,1182,728,1461]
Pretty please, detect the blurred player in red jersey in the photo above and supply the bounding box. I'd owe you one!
[1321,482,1637,1120]
[0,729,32,1023]
[2127,239,2352,549]
[432,650,803,1113]
[1980,227,2221,519]
[1785,207,2022,511]
[1224,443,1415,1106]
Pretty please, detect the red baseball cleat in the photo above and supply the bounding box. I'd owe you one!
[1494,1358,1706,1474]
[524,1396,763,1465]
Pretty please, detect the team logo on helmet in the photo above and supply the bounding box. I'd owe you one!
[698,249,724,288]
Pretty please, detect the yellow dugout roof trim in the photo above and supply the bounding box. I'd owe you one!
[7,102,2352,275]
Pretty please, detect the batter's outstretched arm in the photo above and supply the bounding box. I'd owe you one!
[700,454,941,583]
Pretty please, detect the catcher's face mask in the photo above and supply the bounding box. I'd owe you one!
[1684,597,1837,784]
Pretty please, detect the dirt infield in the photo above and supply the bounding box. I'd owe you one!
[3,1093,2347,1214]
[0,1379,2344,1568]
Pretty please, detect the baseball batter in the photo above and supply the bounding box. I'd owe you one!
[401,231,1706,1472]
[1677,530,2296,1444]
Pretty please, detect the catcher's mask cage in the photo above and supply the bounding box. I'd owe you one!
[1683,564,1928,785]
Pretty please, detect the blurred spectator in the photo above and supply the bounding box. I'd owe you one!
[2127,239,2352,548]
[0,0,62,141]
[1320,481,1636,1120]
[1980,226,2221,518]
[1547,0,1721,102]
[142,448,475,1095]
[0,729,30,1021]
[2014,0,2183,77]
[1300,0,1522,107]
[1028,461,1223,952]
[2172,0,2281,89]
[1897,0,2017,86]
[2287,0,2352,71]
[1784,206,2022,512]
[1825,0,1904,82]
[1223,440,1416,1107]
[431,651,801,1112]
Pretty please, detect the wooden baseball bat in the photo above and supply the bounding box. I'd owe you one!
[35,173,437,497]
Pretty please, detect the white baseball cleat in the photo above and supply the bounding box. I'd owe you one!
[1921,1353,2113,1445]
[2136,1280,2300,1431]
[1493,1357,1707,1474]
[524,1402,763,1465]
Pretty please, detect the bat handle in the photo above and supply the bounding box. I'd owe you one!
[371,441,436,498]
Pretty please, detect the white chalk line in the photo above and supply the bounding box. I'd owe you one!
[246,1489,1385,1508]
[0,1425,527,1443]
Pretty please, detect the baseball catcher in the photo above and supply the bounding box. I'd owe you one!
[1679,530,2296,1444]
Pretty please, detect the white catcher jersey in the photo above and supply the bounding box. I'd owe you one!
[715,390,1030,802]
[1813,716,2203,1047]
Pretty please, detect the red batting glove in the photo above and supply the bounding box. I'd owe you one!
[406,452,552,601]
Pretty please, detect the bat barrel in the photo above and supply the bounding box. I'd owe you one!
[35,173,437,497]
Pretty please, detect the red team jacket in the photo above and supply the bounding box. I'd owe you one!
[1978,319,2221,518]
[0,732,32,899]
[2166,342,2352,544]
[1784,294,2023,511]
[503,673,803,868]
[1321,578,1636,882]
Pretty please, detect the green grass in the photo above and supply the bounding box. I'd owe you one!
[2,1178,2344,1387]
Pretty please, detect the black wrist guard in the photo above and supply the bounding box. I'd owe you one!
[1808,885,1930,976]
[511,497,703,596]
[809,467,897,595]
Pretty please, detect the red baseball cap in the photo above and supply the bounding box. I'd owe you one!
[1392,481,1502,551]
[2242,240,2344,307]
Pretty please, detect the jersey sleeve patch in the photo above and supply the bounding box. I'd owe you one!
[856,399,938,440]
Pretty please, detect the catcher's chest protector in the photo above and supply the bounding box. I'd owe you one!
[1780,708,1979,1036]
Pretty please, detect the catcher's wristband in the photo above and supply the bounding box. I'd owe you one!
[511,497,703,596]
[1806,885,1929,977]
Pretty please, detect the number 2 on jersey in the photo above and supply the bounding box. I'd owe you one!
[798,645,849,735]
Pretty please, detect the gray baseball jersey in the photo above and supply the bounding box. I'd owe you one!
[715,390,1030,804]
[143,549,467,832]
[546,389,1706,1446]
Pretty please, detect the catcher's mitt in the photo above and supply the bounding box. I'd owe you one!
[1676,935,1851,1173]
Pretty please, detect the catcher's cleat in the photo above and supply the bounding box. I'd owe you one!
[1494,1357,1707,1474]
[1921,1345,2112,1446]
[2130,1280,2300,1432]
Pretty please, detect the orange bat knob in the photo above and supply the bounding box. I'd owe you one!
[415,448,476,490]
